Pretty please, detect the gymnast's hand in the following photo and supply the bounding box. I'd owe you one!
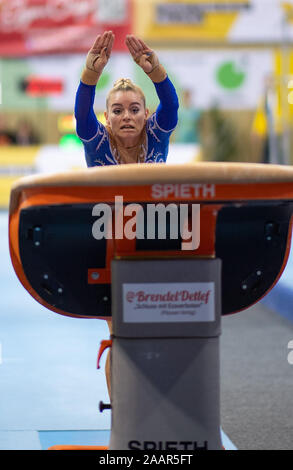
[125,35,167,83]
[81,31,115,85]
[86,31,114,73]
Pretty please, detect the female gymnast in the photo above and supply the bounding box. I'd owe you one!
[75,31,179,166]
[74,30,179,395]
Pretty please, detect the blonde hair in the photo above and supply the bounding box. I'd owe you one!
[106,78,146,109]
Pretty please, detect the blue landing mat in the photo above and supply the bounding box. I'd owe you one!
[0,429,236,450]
[0,211,110,432]
[261,234,293,323]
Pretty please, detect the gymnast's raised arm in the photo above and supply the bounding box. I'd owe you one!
[74,31,115,141]
[125,35,179,132]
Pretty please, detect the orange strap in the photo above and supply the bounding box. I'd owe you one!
[97,339,112,369]
[48,445,108,450]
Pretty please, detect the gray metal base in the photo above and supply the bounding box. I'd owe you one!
[109,258,223,451]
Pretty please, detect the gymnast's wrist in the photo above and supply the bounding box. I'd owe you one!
[81,67,101,86]
[146,63,167,83]
[146,64,167,83]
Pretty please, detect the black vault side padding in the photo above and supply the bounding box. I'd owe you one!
[19,204,111,317]
[216,203,292,314]
[18,202,293,318]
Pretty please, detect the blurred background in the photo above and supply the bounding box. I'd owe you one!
[2,0,293,450]
[1,0,293,206]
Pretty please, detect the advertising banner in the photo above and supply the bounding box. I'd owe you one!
[133,0,293,44]
[0,0,132,56]
[0,49,275,110]
[123,282,215,323]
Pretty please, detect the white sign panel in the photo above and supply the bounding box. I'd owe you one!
[123,282,215,323]
[19,49,274,112]
[160,49,273,110]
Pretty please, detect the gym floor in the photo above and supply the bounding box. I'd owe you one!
[1,210,293,450]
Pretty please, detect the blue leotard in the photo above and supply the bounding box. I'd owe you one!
[74,76,179,166]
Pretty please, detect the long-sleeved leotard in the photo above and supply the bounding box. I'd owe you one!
[74,76,179,166]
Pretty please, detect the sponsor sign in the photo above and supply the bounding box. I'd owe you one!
[0,0,132,56]
[134,0,293,44]
[123,282,215,323]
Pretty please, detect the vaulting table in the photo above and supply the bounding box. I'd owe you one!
[8,162,293,450]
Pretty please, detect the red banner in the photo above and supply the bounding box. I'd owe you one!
[0,0,133,56]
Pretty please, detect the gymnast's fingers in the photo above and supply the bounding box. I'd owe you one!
[126,35,142,54]
[90,31,111,54]
[107,32,115,56]
[125,37,138,58]
[90,34,102,51]
[101,31,112,49]
[137,37,152,53]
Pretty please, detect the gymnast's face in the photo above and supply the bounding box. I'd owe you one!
[105,91,148,146]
